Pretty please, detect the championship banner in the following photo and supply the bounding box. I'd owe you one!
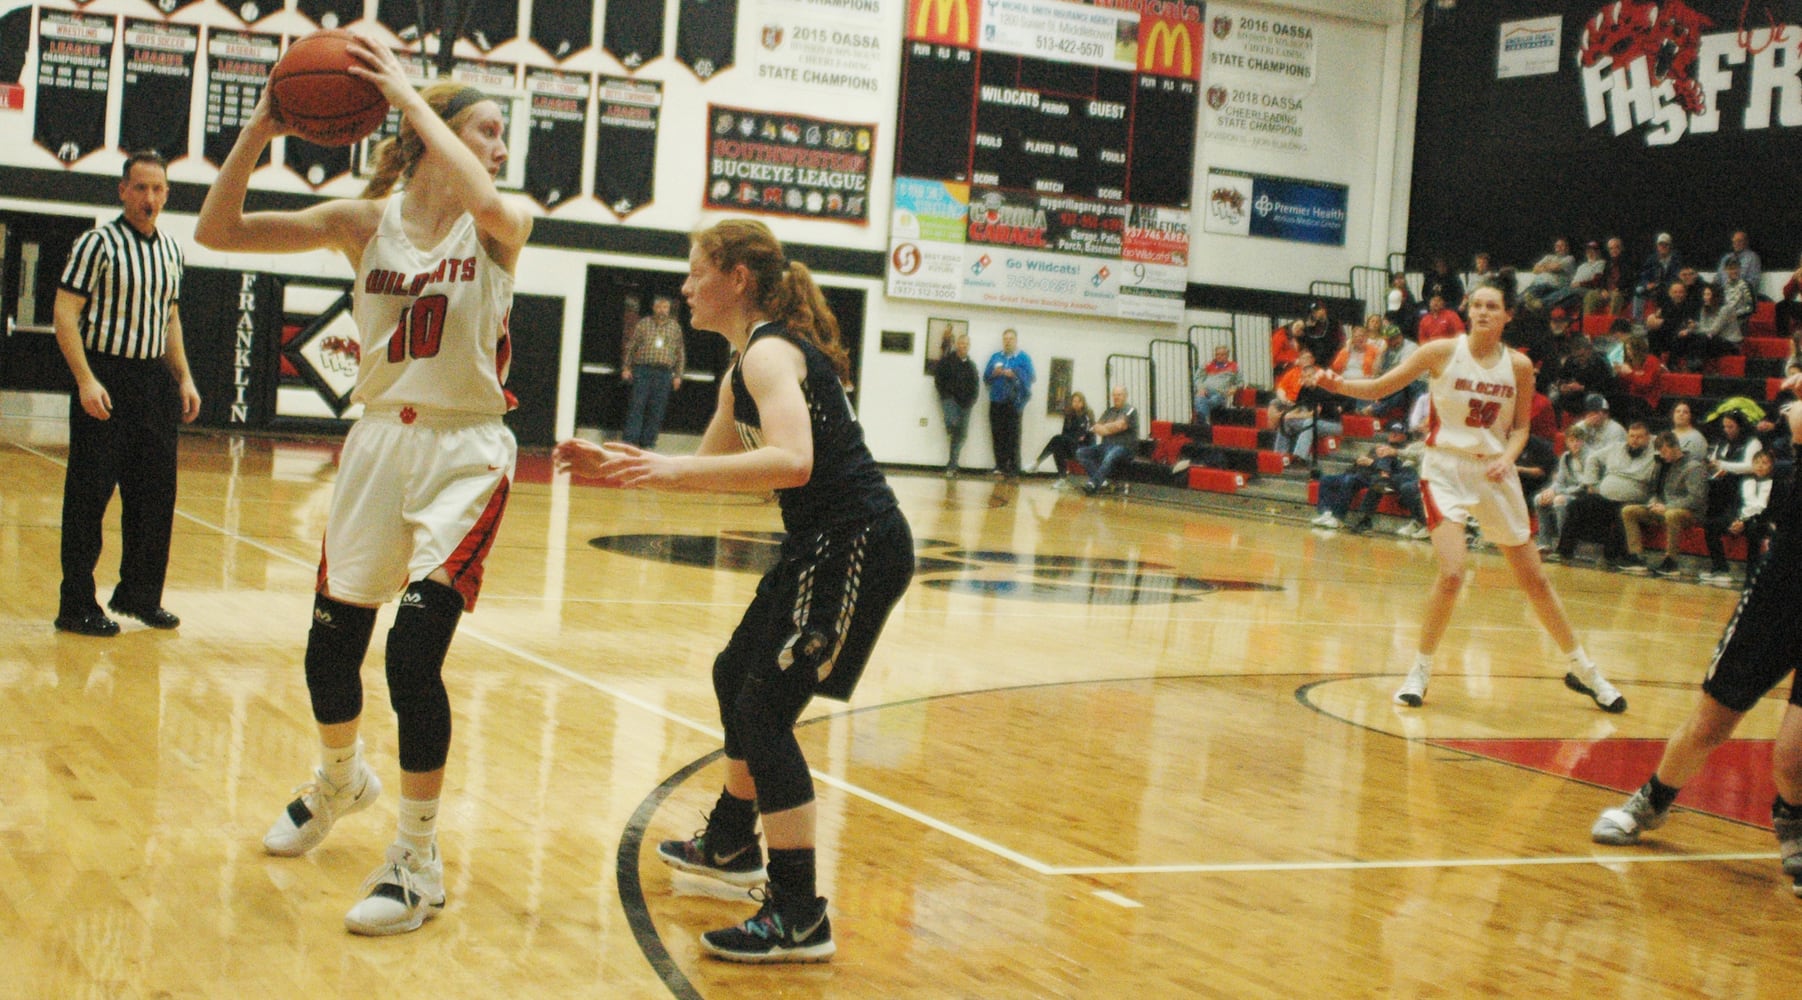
[532,0,594,61]
[120,19,197,160]
[677,0,737,80]
[524,68,590,210]
[223,1,279,27]
[1203,3,1315,87]
[593,76,661,216]
[1201,79,1309,154]
[751,0,886,96]
[203,29,278,168]
[298,0,363,30]
[34,9,113,165]
[1201,168,1345,247]
[603,0,664,70]
[704,106,872,223]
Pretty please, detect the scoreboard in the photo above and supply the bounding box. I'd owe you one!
[888,0,1201,322]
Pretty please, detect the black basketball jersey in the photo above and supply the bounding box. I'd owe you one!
[298,0,363,30]
[602,0,662,70]
[523,68,586,209]
[225,0,280,26]
[530,0,592,60]
[675,0,736,80]
[730,323,896,536]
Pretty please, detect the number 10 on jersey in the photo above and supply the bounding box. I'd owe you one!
[387,294,448,363]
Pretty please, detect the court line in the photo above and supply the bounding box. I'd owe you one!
[7,441,1761,882]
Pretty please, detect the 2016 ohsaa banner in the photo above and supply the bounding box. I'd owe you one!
[705,105,873,222]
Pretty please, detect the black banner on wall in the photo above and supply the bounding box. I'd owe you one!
[603,0,662,70]
[34,10,113,165]
[593,76,660,216]
[298,0,363,30]
[146,0,208,16]
[203,29,278,168]
[676,0,735,80]
[285,137,352,188]
[376,0,432,42]
[120,19,197,160]
[224,1,281,27]
[704,106,871,223]
[183,268,282,429]
[524,68,590,209]
[1410,0,1802,273]
[532,0,593,61]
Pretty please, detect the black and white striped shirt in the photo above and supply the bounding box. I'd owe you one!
[58,215,183,360]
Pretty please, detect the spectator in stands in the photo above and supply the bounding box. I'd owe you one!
[1535,433,1589,555]
[1516,432,1558,501]
[1526,237,1579,311]
[1671,281,1742,372]
[1300,301,1341,362]
[1529,387,1559,441]
[1585,236,1632,318]
[1568,393,1628,451]
[1415,292,1465,343]
[1669,401,1708,460]
[1646,279,1701,357]
[1271,351,1339,462]
[1777,254,1802,338]
[1332,319,1384,384]
[1619,431,1708,576]
[1636,232,1683,317]
[1371,324,1420,418]
[1385,274,1418,340]
[1550,335,1617,421]
[1701,448,1778,585]
[1555,421,1657,568]
[934,332,978,477]
[1031,390,1094,477]
[1571,240,1608,311]
[1271,319,1302,376]
[1704,410,1763,556]
[983,328,1035,480]
[1717,230,1762,297]
[1191,345,1242,428]
[1077,385,1139,495]
[1714,255,1755,335]
[1311,424,1395,529]
[1754,406,1795,477]
[1541,307,1581,367]
[1421,256,1464,312]
[1613,332,1664,424]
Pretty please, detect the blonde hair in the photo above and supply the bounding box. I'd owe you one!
[691,219,848,381]
[361,83,489,199]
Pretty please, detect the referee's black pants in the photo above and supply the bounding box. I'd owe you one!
[59,353,180,618]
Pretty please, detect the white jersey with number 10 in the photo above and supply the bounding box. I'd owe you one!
[352,195,515,416]
[1425,335,1519,459]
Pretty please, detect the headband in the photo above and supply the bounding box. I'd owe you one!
[439,87,489,122]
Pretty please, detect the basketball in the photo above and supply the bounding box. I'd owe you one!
[268,29,389,148]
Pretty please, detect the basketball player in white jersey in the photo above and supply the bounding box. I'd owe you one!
[1313,285,1626,712]
[196,39,533,935]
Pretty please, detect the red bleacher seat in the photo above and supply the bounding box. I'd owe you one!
[1234,387,1259,407]
[1340,414,1378,438]
[1254,408,1271,430]
[1659,371,1702,397]
[1307,481,1319,504]
[1769,377,1788,401]
[1256,451,1289,475]
[1714,355,1746,377]
[1744,336,1789,359]
[1152,434,1189,465]
[1582,313,1617,336]
[1151,420,1173,441]
[1749,300,1778,336]
[1211,425,1260,449]
[1187,468,1245,493]
[1314,435,1341,456]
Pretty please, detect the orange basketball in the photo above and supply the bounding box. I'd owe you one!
[268,29,389,148]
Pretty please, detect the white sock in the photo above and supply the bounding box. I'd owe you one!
[321,739,361,790]
[1566,646,1594,672]
[397,795,439,856]
[1414,653,1433,672]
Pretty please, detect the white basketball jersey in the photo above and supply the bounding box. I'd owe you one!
[352,196,515,415]
[1425,335,1519,458]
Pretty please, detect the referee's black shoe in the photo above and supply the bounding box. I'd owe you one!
[54,611,120,637]
[107,600,180,630]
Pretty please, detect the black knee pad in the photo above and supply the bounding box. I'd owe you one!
[304,594,378,725]
[386,579,463,772]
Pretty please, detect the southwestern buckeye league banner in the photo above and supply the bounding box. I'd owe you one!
[704,106,873,222]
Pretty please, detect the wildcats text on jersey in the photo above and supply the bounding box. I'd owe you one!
[1452,378,1515,398]
[365,258,479,296]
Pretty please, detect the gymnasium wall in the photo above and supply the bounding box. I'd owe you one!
[0,0,1419,466]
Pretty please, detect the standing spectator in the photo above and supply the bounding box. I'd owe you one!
[1313,285,1625,712]
[1385,273,1418,340]
[1415,292,1466,343]
[1535,434,1589,555]
[1585,236,1632,317]
[1636,232,1683,317]
[620,294,686,449]
[557,218,916,963]
[198,65,531,936]
[1421,256,1465,313]
[1619,431,1708,576]
[983,328,1034,479]
[1525,237,1578,311]
[1192,344,1243,427]
[1078,385,1140,495]
[1613,333,1664,424]
[1669,400,1708,460]
[1032,391,1094,476]
[933,332,978,477]
[53,151,201,637]
[1717,230,1762,297]
[1555,422,1657,568]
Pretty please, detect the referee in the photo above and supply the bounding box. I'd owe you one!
[51,151,200,636]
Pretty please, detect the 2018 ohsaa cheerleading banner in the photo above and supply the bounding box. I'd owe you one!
[703,105,874,222]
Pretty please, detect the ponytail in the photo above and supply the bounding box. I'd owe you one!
[360,82,488,199]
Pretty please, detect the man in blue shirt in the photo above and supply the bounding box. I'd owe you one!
[982,328,1035,479]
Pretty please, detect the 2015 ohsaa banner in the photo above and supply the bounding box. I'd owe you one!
[705,105,873,222]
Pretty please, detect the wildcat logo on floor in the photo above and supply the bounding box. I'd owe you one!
[588,531,1279,604]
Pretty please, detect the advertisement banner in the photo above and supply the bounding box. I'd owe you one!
[705,106,873,222]
[752,0,887,96]
[979,0,1139,72]
[1497,15,1561,80]
[1203,168,1346,246]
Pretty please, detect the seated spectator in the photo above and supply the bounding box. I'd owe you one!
[1754,407,1796,477]
[1385,273,1418,339]
[1077,385,1139,495]
[1271,319,1302,375]
[1548,335,1618,420]
[1618,431,1708,576]
[1671,282,1743,372]
[1571,240,1607,309]
[1369,324,1421,418]
[1646,279,1701,357]
[1415,292,1465,343]
[1529,388,1559,441]
[1516,432,1558,500]
[1331,320,1384,383]
[1701,448,1778,585]
[1032,391,1095,475]
[1717,229,1762,297]
[1612,333,1664,423]
[1421,256,1464,312]
[1311,422,1415,530]
[1777,254,1802,339]
[1584,236,1632,317]
[1191,345,1243,428]
[1540,307,1582,368]
[1534,434,1590,554]
[1351,424,1430,538]
[1525,237,1580,311]
[1555,422,1658,568]
[1567,393,1628,451]
[1668,400,1708,461]
[1459,252,1497,315]
[1718,255,1756,326]
[1635,232,1683,317]
[1271,353,1341,461]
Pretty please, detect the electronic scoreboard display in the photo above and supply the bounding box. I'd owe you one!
[889,0,1200,322]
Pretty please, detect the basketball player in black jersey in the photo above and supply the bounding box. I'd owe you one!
[1591,374,1802,895]
[554,219,914,962]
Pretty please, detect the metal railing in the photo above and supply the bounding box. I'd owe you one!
[1103,353,1153,425]
[1147,338,1196,423]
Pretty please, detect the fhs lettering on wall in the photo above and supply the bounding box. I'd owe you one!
[1579,0,1802,147]
[705,105,872,222]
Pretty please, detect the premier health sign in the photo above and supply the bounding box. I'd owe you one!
[1202,168,1346,246]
